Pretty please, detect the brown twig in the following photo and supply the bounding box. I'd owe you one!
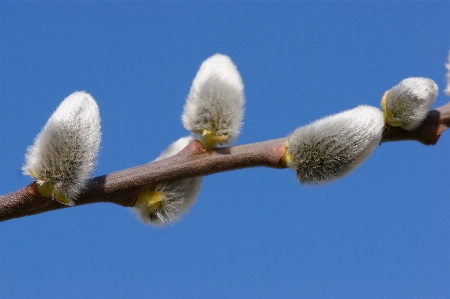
[381,101,450,145]
[1,101,449,222]
[0,138,287,221]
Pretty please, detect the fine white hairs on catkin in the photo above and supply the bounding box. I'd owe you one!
[445,51,450,96]
[134,135,203,226]
[381,77,438,131]
[23,91,101,205]
[285,105,384,184]
[182,54,245,147]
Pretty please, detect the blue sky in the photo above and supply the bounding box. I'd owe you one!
[1,2,449,299]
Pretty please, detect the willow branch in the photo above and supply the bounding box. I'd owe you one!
[0,139,287,221]
[1,101,449,221]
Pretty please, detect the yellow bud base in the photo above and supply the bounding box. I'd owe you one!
[201,129,229,148]
[284,151,295,169]
[35,181,73,206]
[380,91,405,127]
[136,189,164,213]
[35,181,54,198]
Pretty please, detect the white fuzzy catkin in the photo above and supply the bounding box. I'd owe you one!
[382,77,438,130]
[182,54,244,146]
[445,52,450,96]
[134,136,203,225]
[23,91,101,205]
[286,105,384,184]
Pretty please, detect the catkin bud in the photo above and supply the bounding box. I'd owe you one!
[445,52,450,96]
[182,54,245,148]
[134,136,203,226]
[381,77,438,130]
[23,91,101,206]
[285,105,384,184]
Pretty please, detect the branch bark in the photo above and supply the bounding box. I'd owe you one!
[1,101,449,222]
[381,101,450,145]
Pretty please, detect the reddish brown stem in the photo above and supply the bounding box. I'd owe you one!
[381,101,450,145]
[0,138,287,221]
[1,101,449,221]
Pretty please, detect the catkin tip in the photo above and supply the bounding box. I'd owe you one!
[445,51,450,96]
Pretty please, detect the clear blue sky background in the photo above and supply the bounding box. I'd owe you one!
[1,2,449,299]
